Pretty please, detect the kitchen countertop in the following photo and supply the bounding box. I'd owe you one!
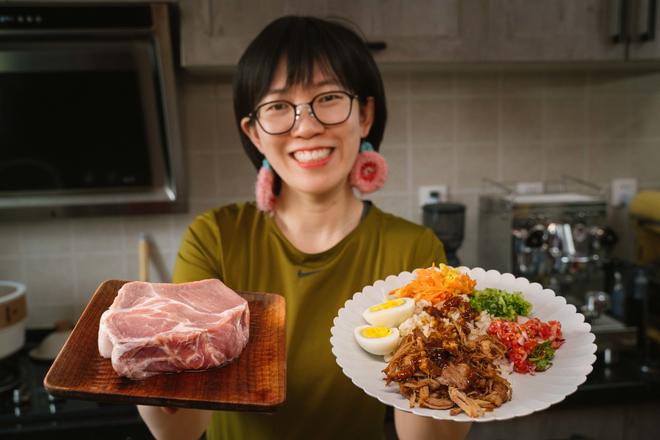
[560,349,660,406]
[4,331,659,439]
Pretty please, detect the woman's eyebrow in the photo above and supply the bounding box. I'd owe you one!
[266,79,341,96]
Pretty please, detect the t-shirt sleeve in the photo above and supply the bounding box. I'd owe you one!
[412,228,447,268]
[172,213,224,283]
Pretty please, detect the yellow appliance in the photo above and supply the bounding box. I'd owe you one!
[630,190,660,374]
[630,190,660,265]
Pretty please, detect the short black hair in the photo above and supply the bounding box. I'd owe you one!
[233,15,387,171]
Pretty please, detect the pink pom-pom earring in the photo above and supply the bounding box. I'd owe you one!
[255,159,276,213]
[350,140,388,194]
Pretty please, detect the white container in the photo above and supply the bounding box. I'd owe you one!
[0,281,27,358]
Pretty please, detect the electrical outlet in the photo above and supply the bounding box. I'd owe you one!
[611,178,637,207]
[418,185,448,207]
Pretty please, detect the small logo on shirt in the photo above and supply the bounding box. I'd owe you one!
[297,269,322,278]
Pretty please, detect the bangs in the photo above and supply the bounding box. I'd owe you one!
[252,17,361,103]
[280,20,350,92]
[284,51,342,90]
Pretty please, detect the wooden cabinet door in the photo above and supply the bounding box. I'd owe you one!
[180,0,330,69]
[627,0,660,59]
[325,0,486,63]
[180,0,470,67]
[484,0,625,61]
[180,0,627,68]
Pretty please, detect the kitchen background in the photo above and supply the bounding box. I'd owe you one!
[1,1,660,439]
[2,66,659,328]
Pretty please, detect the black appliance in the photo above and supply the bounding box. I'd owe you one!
[0,333,149,439]
[0,2,185,219]
[422,202,466,266]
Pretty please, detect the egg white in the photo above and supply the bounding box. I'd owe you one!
[362,297,415,328]
[354,325,401,356]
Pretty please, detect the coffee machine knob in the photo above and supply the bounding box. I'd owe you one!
[598,226,618,248]
[525,229,545,248]
[573,223,588,242]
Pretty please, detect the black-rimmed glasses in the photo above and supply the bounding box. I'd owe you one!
[249,90,358,135]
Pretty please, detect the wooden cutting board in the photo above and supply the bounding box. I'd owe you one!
[44,279,286,411]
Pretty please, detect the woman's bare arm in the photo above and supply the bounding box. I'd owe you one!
[137,406,212,440]
[394,409,471,440]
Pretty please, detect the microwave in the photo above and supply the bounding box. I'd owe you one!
[0,3,185,219]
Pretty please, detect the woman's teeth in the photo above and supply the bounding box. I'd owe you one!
[293,148,331,163]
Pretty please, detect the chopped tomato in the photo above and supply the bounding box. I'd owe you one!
[488,317,564,374]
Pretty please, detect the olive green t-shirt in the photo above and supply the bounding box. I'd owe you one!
[173,202,446,440]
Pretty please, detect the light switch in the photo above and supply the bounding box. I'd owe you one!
[610,178,637,207]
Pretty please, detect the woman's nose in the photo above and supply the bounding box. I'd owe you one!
[291,104,324,135]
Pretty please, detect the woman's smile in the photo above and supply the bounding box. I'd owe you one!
[290,146,334,168]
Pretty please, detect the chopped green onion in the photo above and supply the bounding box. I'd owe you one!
[469,288,532,321]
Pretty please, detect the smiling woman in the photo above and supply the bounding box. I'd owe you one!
[239,61,372,217]
[137,15,469,440]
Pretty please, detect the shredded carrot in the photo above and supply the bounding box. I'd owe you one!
[392,264,476,304]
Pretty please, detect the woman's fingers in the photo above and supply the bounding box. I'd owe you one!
[161,406,179,415]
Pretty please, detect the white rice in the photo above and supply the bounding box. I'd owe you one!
[399,310,435,338]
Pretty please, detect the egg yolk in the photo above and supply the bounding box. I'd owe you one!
[368,299,405,312]
[361,327,391,338]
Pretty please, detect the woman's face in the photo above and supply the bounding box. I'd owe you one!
[241,61,374,198]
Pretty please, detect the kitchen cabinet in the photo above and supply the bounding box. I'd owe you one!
[467,0,660,62]
[628,0,660,59]
[482,0,625,61]
[179,0,660,69]
[180,0,500,68]
[179,0,480,68]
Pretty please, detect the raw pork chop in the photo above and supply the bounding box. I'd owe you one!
[98,279,249,379]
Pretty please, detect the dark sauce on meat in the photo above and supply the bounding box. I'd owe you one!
[425,296,478,322]
[427,346,452,368]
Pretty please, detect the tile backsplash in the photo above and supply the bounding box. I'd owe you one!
[2,67,659,328]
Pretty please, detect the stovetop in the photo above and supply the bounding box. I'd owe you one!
[0,331,147,439]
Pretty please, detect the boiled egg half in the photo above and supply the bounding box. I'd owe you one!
[362,297,415,328]
[354,325,401,355]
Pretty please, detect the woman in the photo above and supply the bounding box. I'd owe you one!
[139,15,471,440]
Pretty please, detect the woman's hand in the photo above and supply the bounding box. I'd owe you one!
[137,405,212,440]
[394,409,471,440]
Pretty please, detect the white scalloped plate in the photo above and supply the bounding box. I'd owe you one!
[330,267,597,422]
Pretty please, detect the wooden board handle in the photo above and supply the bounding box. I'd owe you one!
[139,234,149,282]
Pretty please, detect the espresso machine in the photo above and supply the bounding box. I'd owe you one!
[477,180,644,363]
[478,190,616,300]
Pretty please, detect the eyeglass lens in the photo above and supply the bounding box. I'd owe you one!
[255,91,353,135]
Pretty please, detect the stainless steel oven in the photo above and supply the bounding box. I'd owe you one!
[0,2,185,218]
